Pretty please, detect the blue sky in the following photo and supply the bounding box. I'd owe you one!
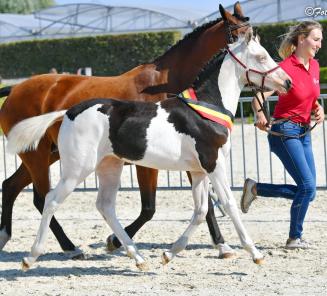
[55,0,237,16]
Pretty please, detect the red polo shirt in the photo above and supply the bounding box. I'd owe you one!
[273,53,320,124]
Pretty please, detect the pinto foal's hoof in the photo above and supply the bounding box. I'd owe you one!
[161,252,171,265]
[219,251,238,260]
[136,262,149,271]
[21,258,31,271]
[253,257,265,265]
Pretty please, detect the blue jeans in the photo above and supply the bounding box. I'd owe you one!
[256,121,316,239]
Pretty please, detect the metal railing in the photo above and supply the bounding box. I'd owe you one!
[1,94,327,192]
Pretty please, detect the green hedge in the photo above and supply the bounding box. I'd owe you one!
[321,67,327,83]
[0,32,180,78]
[0,20,326,79]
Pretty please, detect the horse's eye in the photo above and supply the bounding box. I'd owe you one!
[257,55,266,63]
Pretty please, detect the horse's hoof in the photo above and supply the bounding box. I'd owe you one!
[66,248,85,260]
[106,235,118,252]
[21,258,30,271]
[219,251,238,259]
[71,252,85,260]
[161,252,170,265]
[216,243,237,259]
[253,257,265,265]
[0,229,10,250]
[136,262,149,271]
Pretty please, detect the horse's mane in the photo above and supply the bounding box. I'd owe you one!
[152,18,222,64]
[192,50,227,90]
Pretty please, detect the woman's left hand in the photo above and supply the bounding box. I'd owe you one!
[314,104,325,124]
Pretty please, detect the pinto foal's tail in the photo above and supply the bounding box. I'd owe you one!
[6,110,67,154]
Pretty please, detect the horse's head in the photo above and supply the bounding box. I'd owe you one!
[227,28,292,93]
[219,2,250,44]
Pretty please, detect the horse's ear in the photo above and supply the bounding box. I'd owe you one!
[234,1,244,17]
[253,27,261,43]
[219,4,227,20]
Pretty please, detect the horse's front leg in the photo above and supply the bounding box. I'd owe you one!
[186,172,235,258]
[106,166,158,251]
[162,172,208,265]
[208,151,264,264]
[206,194,236,258]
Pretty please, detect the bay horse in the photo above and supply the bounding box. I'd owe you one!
[7,27,291,270]
[0,3,249,257]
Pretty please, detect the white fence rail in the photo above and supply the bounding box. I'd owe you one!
[1,94,327,191]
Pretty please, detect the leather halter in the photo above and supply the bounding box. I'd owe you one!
[226,46,280,92]
[224,19,250,44]
[226,46,316,138]
[226,45,280,126]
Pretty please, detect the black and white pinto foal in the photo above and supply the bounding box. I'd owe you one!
[8,28,291,271]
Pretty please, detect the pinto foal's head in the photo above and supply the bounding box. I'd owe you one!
[191,26,292,105]
[226,27,292,93]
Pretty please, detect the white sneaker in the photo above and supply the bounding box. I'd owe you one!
[285,238,309,249]
[240,178,257,213]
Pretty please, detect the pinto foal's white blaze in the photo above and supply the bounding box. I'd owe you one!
[8,29,291,271]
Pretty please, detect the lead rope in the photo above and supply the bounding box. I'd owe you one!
[267,114,318,138]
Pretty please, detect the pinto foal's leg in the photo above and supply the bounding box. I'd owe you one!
[96,158,148,271]
[107,166,158,252]
[208,153,264,264]
[162,172,208,265]
[186,172,234,258]
[22,136,97,270]
[22,177,79,270]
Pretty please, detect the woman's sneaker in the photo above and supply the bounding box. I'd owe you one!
[285,238,309,249]
[240,178,257,213]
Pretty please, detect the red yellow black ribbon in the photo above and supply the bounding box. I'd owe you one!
[179,88,233,131]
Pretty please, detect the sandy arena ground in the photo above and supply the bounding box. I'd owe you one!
[0,188,326,296]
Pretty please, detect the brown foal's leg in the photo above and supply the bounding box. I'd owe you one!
[107,166,158,250]
[0,163,32,249]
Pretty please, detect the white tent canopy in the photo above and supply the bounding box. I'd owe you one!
[0,1,326,43]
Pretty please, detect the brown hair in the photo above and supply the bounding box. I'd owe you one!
[278,21,322,59]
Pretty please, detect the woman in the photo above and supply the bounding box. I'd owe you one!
[240,21,324,249]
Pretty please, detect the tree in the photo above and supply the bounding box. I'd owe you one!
[0,0,55,14]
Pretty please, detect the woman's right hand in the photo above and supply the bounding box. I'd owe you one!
[255,111,270,131]
[252,91,274,132]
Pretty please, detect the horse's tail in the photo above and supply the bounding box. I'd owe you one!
[0,85,13,97]
[7,110,67,154]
